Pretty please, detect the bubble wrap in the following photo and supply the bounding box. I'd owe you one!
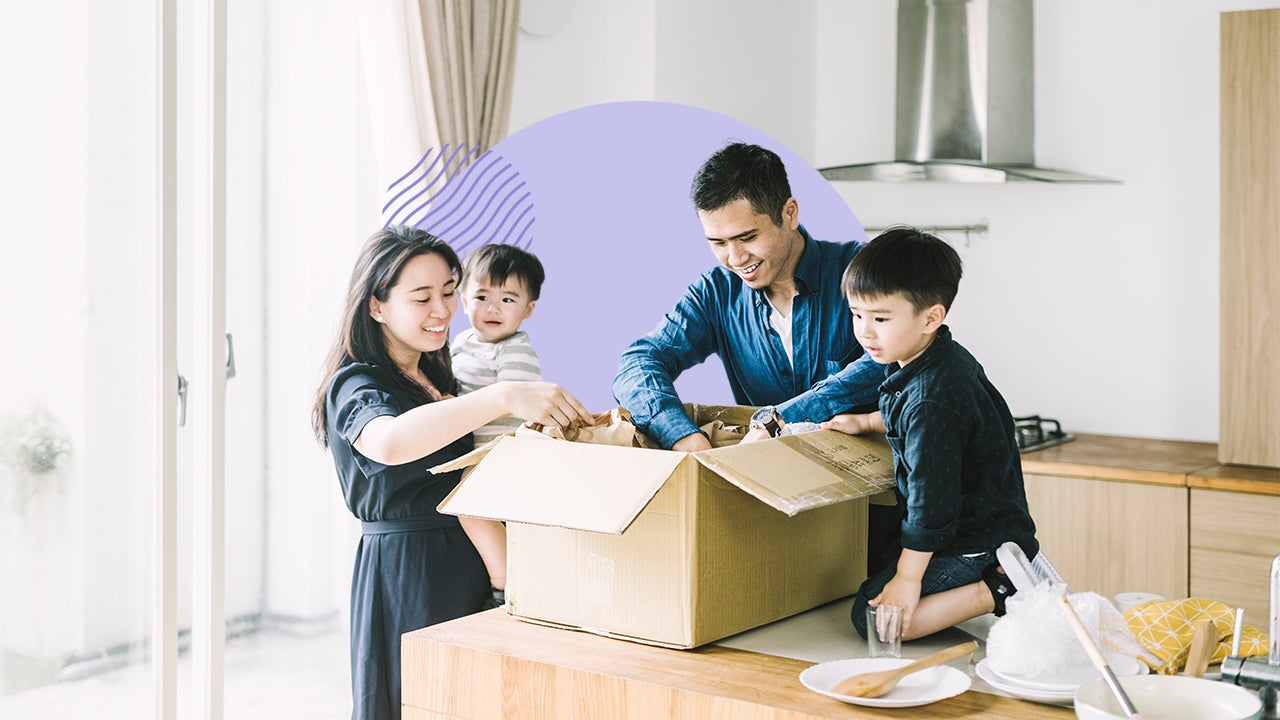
[986,585,1155,679]
[780,421,822,435]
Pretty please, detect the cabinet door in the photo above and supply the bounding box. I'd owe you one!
[1190,488,1280,623]
[1023,474,1188,601]
[1221,8,1280,467]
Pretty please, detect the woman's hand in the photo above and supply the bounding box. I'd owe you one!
[500,381,595,430]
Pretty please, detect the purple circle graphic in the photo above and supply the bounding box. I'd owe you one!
[453,101,867,411]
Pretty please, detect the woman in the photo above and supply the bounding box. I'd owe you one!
[311,225,592,720]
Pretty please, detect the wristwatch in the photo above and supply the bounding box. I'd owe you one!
[749,405,782,438]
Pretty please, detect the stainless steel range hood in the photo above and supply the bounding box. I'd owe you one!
[820,0,1116,184]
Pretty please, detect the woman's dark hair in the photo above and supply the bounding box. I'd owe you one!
[690,141,792,226]
[841,227,963,312]
[311,225,462,447]
[461,243,546,300]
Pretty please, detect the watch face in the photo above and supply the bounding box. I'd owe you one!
[751,406,776,424]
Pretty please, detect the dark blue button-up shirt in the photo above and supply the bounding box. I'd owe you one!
[612,226,882,448]
[879,325,1039,558]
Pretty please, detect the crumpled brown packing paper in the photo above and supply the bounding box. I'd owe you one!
[517,409,747,450]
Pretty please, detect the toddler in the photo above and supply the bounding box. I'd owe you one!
[451,243,545,605]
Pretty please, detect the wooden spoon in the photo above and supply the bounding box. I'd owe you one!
[1183,619,1217,678]
[832,640,978,698]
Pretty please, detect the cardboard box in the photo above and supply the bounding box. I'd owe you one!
[435,405,896,648]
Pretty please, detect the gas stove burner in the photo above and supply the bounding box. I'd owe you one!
[1013,415,1075,453]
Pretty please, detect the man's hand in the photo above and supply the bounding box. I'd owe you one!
[821,410,884,436]
[739,426,773,444]
[671,431,713,453]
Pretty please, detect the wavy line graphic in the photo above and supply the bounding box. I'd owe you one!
[382,145,536,256]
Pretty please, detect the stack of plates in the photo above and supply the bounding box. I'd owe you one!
[974,655,1147,705]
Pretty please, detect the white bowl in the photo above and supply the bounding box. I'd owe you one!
[1074,675,1262,720]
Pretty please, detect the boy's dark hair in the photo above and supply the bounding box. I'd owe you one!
[461,243,546,300]
[842,227,963,312]
[690,142,792,226]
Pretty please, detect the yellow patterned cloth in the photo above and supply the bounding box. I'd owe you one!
[1123,597,1270,674]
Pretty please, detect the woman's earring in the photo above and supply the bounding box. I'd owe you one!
[376,315,383,322]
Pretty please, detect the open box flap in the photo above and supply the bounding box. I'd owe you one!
[427,435,509,474]
[437,435,685,535]
[424,427,550,474]
[692,429,897,516]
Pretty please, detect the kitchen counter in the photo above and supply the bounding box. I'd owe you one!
[1021,432,1280,496]
[402,605,1072,719]
[401,433,1277,718]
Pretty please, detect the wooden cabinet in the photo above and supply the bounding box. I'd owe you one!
[1189,488,1280,623]
[1221,9,1280,467]
[402,609,1075,719]
[1023,473,1188,602]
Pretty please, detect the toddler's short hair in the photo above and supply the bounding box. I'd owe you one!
[842,227,963,312]
[461,244,546,300]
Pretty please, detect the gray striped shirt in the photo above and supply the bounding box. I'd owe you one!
[451,329,543,444]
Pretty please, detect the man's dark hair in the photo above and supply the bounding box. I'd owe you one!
[842,227,963,312]
[461,243,546,300]
[690,142,792,225]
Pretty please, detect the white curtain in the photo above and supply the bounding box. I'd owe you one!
[355,0,521,194]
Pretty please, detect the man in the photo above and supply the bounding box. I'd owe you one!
[612,141,882,452]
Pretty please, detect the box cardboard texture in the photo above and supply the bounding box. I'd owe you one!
[434,405,896,649]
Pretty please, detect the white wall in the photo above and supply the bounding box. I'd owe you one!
[511,0,817,156]
[655,0,817,160]
[510,0,657,133]
[510,0,1280,443]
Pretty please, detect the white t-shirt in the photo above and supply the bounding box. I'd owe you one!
[766,297,794,368]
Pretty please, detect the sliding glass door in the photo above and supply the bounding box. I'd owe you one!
[0,2,357,718]
[0,1,176,717]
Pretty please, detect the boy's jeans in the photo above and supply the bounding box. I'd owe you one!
[850,550,994,639]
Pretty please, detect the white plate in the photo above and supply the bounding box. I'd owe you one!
[990,653,1144,692]
[975,658,1075,704]
[799,657,971,708]
[975,657,1148,705]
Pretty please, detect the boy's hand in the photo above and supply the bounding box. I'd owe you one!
[821,410,884,436]
[870,548,930,634]
[870,575,923,634]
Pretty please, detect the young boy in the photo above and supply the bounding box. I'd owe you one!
[451,243,545,605]
[821,227,1039,641]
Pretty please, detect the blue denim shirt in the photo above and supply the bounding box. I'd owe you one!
[879,326,1039,558]
[611,226,882,448]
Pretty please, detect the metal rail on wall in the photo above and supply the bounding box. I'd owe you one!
[862,220,989,246]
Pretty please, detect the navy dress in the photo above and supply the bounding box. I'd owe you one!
[326,361,489,720]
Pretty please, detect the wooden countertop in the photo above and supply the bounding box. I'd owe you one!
[1020,432,1280,496]
[402,609,1072,719]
